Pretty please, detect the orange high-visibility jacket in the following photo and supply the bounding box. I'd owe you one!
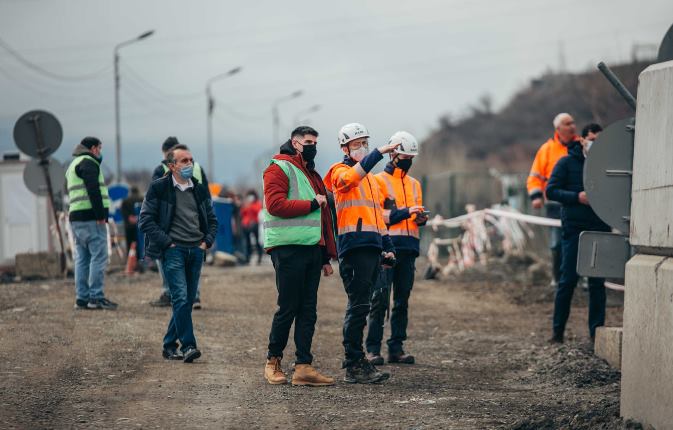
[527,132,576,201]
[375,164,425,255]
[324,151,394,258]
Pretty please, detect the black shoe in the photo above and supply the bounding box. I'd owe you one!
[162,349,184,360]
[150,293,172,307]
[87,298,118,310]
[344,359,390,384]
[366,353,384,366]
[549,334,564,344]
[388,352,415,364]
[183,347,201,363]
[75,299,88,310]
[192,298,202,310]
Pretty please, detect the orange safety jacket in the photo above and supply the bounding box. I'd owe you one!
[527,131,578,201]
[375,163,425,255]
[324,150,394,258]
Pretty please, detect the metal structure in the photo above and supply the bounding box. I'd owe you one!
[576,24,673,279]
[657,23,673,62]
[22,157,65,196]
[206,67,242,178]
[113,30,154,183]
[12,110,67,274]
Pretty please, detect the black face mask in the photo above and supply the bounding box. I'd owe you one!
[396,158,412,171]
[301,144,317,162]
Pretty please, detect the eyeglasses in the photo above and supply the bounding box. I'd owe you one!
[349,140,369,150]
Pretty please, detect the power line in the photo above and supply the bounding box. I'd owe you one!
[0,35,112,81]
[121,62,204,101]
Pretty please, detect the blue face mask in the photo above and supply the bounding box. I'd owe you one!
[98,153,103,162]
[179,165,193,180]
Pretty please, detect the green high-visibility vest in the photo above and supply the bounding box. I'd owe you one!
[262,159,321,247]
[65,155,110,212]
[162,162,203,183]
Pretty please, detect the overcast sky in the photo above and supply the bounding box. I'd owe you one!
[1,0,671,184]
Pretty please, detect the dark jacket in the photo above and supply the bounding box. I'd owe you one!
[68,144,109,222]
[545,142,610,232]
[138,175,218,259]
[152,160,210,191]
[262,140,338,263]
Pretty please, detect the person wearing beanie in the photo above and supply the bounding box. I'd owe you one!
[65,137,118,310]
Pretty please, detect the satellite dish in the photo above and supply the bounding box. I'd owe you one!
[13,110,63,158]
[23,157,66,196]
[658,23,673,63]
[583,118,634,234]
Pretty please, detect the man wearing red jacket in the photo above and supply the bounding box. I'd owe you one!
[262,126,338,386]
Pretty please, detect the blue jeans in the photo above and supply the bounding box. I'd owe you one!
[71,221,108,301]
[162,245,204,352]
[158,260,201,301]
[553,226,606,338]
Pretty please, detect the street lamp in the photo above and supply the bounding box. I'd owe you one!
[272,90,303,147]
[114,29,155,183]
[206,67,242,179]
[293,104,322,126]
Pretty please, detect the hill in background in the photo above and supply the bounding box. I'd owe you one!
[416,61,648,177]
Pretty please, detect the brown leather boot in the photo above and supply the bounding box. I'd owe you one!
[291,364,335,387]
[264,357,288,385]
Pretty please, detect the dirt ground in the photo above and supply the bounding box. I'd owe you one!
[0,257,627,429]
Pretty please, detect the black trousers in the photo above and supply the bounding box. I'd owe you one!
[243,224,263,263]
[267,245,322,364]
[553,226,606,338]
[366,250,416,355]
[339,247,381,367]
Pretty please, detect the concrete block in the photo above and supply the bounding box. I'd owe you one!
[15,252,62,279]
[594,326,622,369]
[631,61,673,248]
[621,254,673,429]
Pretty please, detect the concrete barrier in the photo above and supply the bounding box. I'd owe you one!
[594,326,623,369]
[15,252,61,279]
[620,60,673,430]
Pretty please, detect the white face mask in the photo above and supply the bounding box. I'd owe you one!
[350,147,369,162]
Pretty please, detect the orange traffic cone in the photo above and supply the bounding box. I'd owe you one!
[125,242,137,275]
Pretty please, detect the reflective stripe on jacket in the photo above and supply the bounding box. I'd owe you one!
[324,150,393,258]
[375,164,423,254]
[262,159,321,248]
[66,155,110,213]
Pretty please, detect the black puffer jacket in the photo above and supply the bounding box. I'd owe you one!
[138,175,218,259]
[545,142,610,231]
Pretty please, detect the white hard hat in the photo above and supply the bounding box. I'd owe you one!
[389,131,419,156]
[338,123,370,146]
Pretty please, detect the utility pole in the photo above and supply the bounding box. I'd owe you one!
[206,67,242,179]
[113,30,154,183]
[272,90,303,147]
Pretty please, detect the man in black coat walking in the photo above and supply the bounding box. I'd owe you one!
[545,123,609,344]
[139,145,218,362]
